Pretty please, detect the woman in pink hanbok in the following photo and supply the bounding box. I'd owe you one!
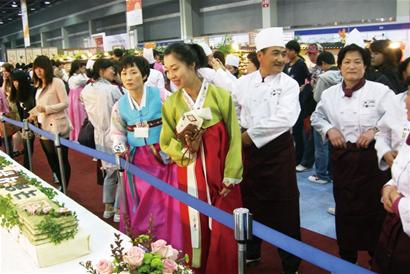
[110,55,182,249]
[68,60,88,141]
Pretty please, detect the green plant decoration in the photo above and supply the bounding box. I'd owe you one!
[0,194,21,230]
[37,214,78,245]
[215,35,233,56]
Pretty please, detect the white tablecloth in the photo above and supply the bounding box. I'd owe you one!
[0,151,131,274]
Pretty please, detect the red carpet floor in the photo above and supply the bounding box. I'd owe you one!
[12,139,372,274]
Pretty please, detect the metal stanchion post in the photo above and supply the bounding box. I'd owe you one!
[54,133,67,194]
[115,154,125,198]
[116,153,132,233]
[23,119,33,171]
[234,208,253,274]
[1,115,10,155]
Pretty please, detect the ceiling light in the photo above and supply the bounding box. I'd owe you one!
[44,1,50,4]
[30,8,36,11]
[11,2,18,8]
[0,22,3,25]
[8,18,12,20]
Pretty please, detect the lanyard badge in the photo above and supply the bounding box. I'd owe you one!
[134,121,149,138]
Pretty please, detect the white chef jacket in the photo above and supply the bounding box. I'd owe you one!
[68,73,88,89]
[384,135,410,236]
[234,70,300,148]
[145,68,165,90]
[311,80,395,143]
[81,79,123,168]
[375,92,409,170]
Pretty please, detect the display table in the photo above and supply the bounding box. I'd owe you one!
[0,151,131,274]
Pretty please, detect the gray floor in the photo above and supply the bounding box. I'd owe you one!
[297,169,336,239]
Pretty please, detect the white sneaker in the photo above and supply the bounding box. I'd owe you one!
[103,210,115,219]
[296,164,310,172]
[308,175,329,184]
[113,213,120,223]
[327,207,335,215]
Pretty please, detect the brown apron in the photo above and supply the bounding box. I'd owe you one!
[372,213,410,274]
[241,131,300,238]
[331,142,389,251]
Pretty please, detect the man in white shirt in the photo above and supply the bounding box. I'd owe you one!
[235,27,301,274]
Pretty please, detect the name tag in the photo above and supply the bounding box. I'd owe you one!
[402,127,410,139]
[134,122,149,138]
[271,88,282,96]
[362,100,376,108]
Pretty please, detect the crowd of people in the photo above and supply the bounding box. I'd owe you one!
[0,27,409,274]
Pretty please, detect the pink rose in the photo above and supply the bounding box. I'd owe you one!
[96,259,113,274]
[151,239,168,256]
[162,259,178,274]
[163,246,179,261]
[123,246,145,267]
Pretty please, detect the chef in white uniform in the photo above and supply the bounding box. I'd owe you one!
[225,54,240,79]
[375,90,409,170]
[235,27,301,273]
[311,42,395,265]
[372,87,410,273]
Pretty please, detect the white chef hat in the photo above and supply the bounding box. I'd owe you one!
[345,28,365,49]
[225,54,240,67]
[86,59,95,70]
[255,27,285,52]
[197,42,213,56]
[143,48,156,64]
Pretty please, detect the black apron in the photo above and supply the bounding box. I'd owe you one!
[372,213,410,274]
[331,142,389,251]
[241,131,300,238]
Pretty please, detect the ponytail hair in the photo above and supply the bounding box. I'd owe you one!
[164,42,208,70]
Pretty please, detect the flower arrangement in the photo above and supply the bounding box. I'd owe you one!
[81,233,192,274]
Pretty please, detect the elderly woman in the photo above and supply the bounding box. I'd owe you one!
[372,85,410,273]
[311,44,395,264]
[110,55,182,248]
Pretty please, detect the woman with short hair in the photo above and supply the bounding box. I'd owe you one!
[311,44,395,264]
[110,55,182,247]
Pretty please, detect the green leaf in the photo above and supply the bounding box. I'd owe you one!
[37,215,78,244]
[0,194,21,230]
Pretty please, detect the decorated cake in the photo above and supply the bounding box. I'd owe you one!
[0,156,90,267]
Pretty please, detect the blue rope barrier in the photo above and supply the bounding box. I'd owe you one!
[0,116,375,274]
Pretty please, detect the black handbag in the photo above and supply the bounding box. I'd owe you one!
[78,118,95,149]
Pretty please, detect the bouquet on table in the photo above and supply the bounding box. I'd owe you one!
[81,233,192,274]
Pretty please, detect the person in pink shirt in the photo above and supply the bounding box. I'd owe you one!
[153,49,164,74]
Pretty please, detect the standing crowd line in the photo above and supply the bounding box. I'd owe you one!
[0,27,409,274]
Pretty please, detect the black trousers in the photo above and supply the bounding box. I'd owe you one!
[1,136,14,156]
[39,139,71,187]
[247,236,301,274]
[292,115,315,168]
